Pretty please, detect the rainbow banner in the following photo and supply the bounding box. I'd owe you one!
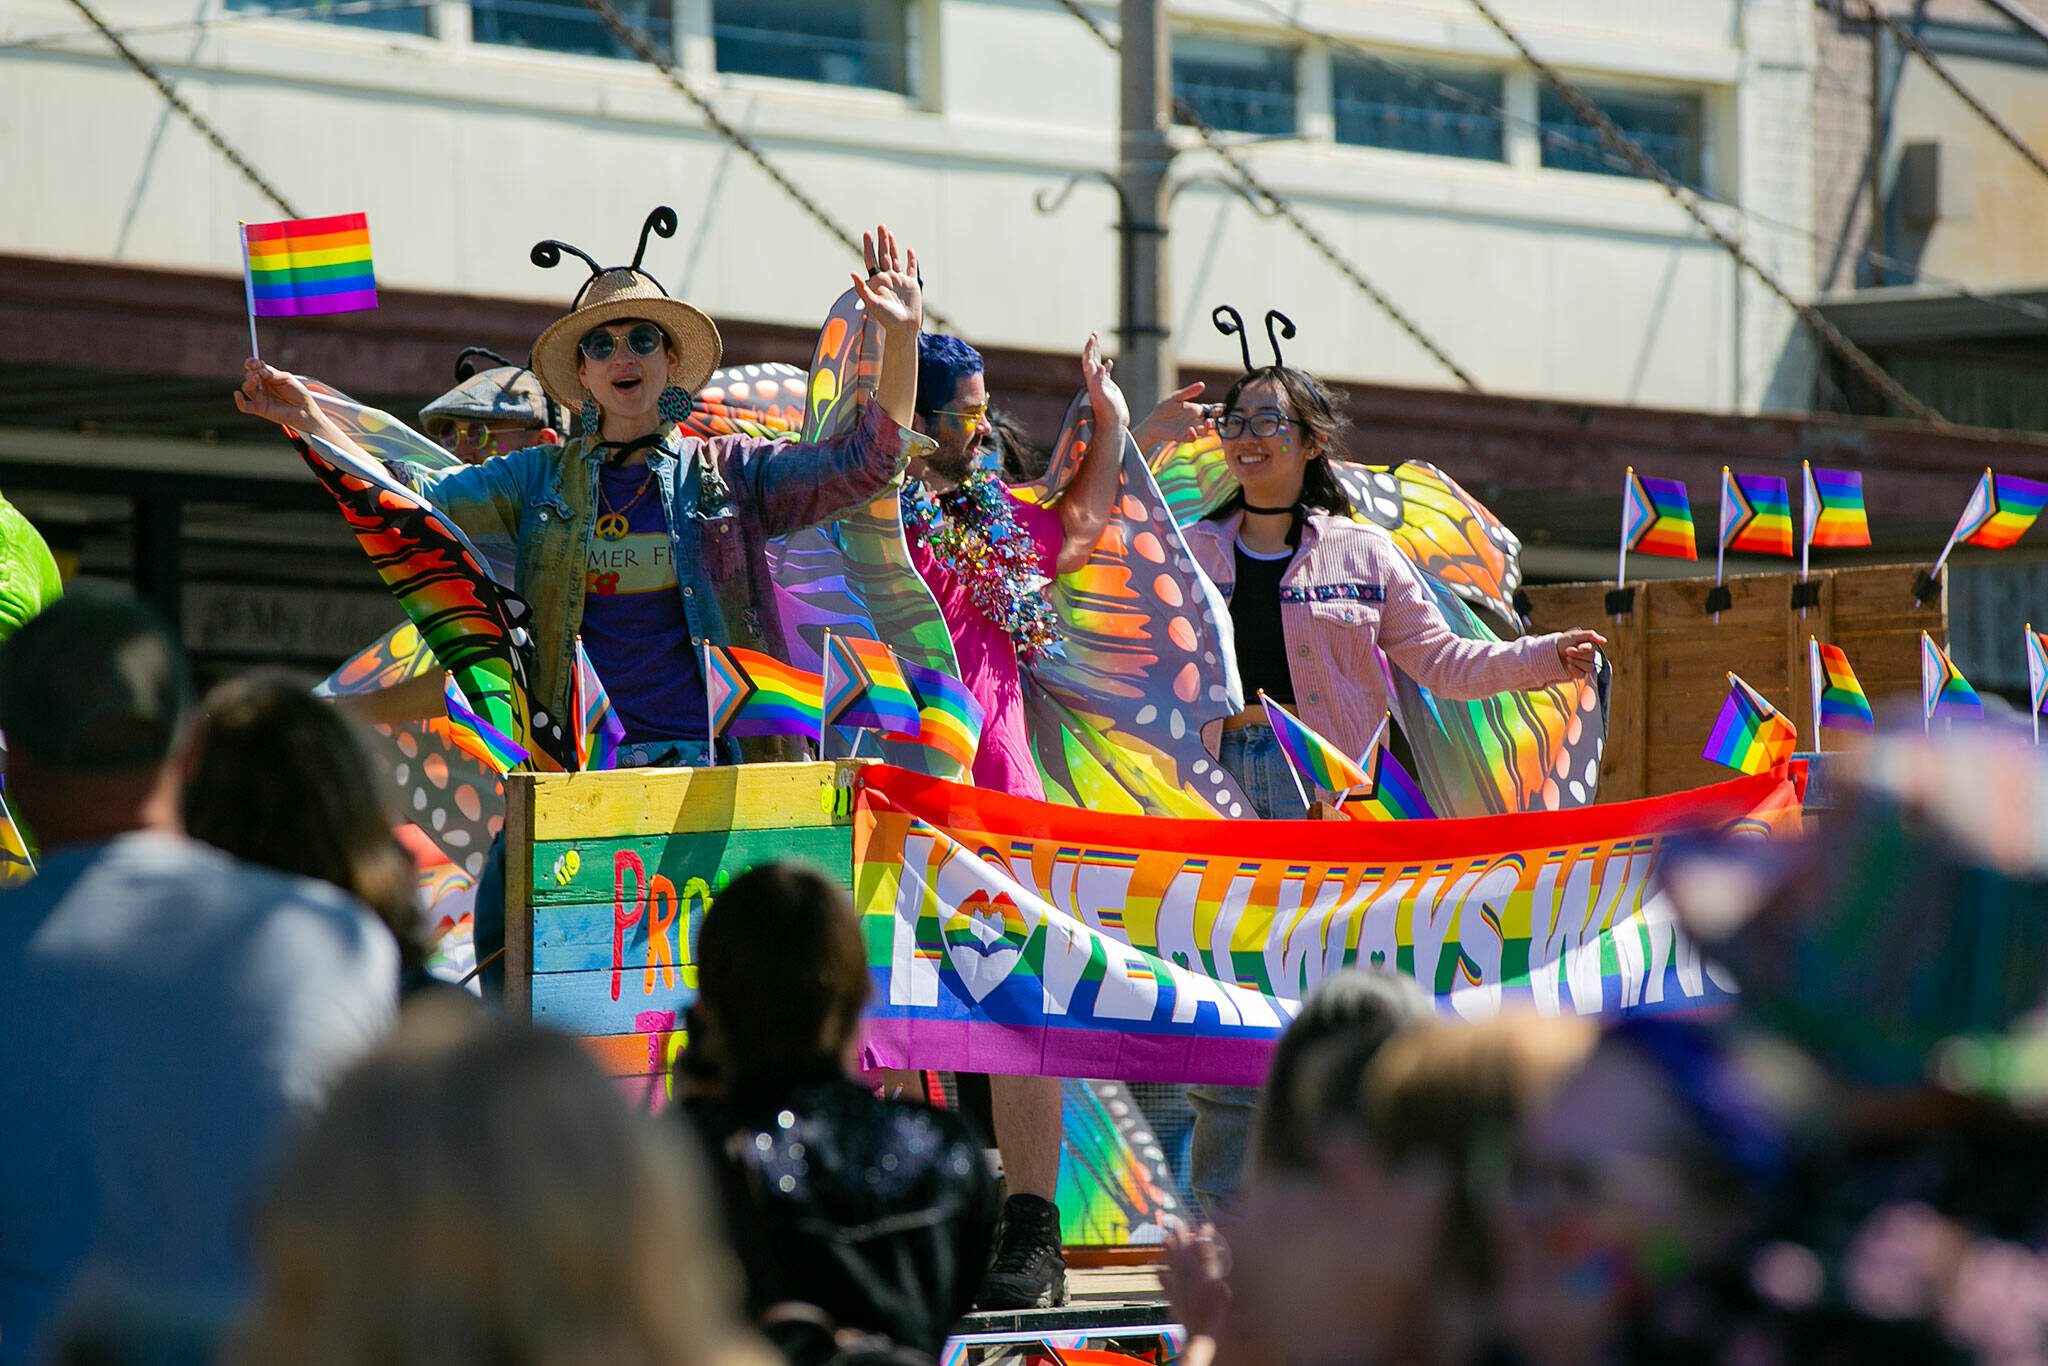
[442,673,529,775]
[1621,468,1697,561]
[1343,746,1437,821]
[1703,673,1797,775]
[1807,638,1874,735]
[1921,633,1982,727]
[855,763,1803,1084]
[824,632,922,737]
[1719,468,1794,558]
[1802,462,1870,553]
[242,213,377,317]
[890,662,983,771]
[1260,693,1372,800]
[705,643,824,741]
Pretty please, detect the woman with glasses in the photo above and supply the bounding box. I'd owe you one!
[1178,363,1604,1218]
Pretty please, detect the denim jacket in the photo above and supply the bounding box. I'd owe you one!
[397,401,931,756]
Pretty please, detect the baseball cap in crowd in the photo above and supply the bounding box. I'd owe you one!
[0,586,190,772]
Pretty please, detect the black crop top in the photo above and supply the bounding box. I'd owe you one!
[1230,539,1296,705]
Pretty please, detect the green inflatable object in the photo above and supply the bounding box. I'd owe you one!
[0,492,62,641]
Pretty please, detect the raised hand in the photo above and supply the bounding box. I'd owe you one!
[850,224,922,338]
[1555,628,1606,680]
[1081,332,1129,430]
[231,358,324,432]
[1133,380,1210,454]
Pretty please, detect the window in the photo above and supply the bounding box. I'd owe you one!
[1173,36,1297,137]
[1332,58,1504,161]
[223,0,428,34]
[1539,85,1703,188]
[471,0,671,58]
[713,0,911,96]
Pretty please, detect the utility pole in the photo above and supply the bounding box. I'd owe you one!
[1118,0,1171,416]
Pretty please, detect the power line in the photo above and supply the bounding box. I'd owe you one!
[1050,0,1482,389]
[1233,0,2048,331]
[62,0,299,217]
[1461,0,1943,425]
[578,0,955,332]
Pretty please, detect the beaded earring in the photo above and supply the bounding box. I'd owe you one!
[580,396,599,436]
[657,385,694,426]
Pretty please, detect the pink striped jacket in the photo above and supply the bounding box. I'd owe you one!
[1185,511,1571,761]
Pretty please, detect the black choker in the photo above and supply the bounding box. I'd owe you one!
[598,433,665,464]
[1242,501,1298,515]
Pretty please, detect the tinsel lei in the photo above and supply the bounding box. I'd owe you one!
[903,469,1065,662]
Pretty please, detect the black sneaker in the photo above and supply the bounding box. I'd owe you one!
[975,1193,1068,1310]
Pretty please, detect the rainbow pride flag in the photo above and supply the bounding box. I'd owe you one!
[242,213,377,317]
[1720,468,1794,557]
[1622,468,1697,560]
[1956,469,2048,551]
[442,673,529,774]
[1802,463,1870,550]
[824,633,922,737]
[1261,693,1373,795]
[1807,638,1873,734]
[1703,673,1797,775]
[569,647,624,770]
[888,662,984,770]
[1920,634,1982,725]
[705,643,823,741]
[2028,625,2048,720]
[1344,746,1438,821]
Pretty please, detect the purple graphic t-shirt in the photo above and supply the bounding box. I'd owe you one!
[580,461,705,743]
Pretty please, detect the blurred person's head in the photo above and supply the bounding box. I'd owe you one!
[688,861,870,1094]
[1500,1020,1808,1366]
[988,408,1048,485]
[0,587,190,850]
[233,1000,769,1366]
[911,332,990,486]
[1251,968,1434,1178]
[182,671,422,976]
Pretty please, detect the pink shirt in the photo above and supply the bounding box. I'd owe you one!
[910,489,1064,800]
[1186,511,1569,761]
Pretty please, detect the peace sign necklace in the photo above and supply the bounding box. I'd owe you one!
[596,466,656,542]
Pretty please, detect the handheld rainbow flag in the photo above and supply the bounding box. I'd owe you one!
[1344,745,1438,821]
[823,632,922,740]
[2027,624,2048,746]
[1807,637,1873,737]
[442,673,529,775]
[1800,462,1870,582]
[1927,469,2048,586]
[1260,693,1374,812]
[1620,467,1698,570]
[1919,633,1982,731]
[1703,673,1797,775]
[241,214,378,319]
[887,661,984,771]
[1719,468,1794,560]
[704,643,824,747]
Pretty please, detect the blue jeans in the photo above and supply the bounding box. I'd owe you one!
[473,738,714,1001]
[1188,724,1303,1219]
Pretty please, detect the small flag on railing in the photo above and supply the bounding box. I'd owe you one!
[822,632,922,737]
[570,646,625,771]
[705,643,824,742]
[1622,468,1698,561]
[887,662,984,770]
[441,673,529,775]
[1720,469,1794,558]
[1261,693,1374,807]
[1925,469,2048,590]
[2027,624,2048,746]
[1807,637,1873,736]
[1920,633,1982,730]
[1703,673,1797,775]
[1344,746,1438,822]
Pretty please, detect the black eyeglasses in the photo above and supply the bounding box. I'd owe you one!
[578,322,666,362]
[1217,411,1294,439]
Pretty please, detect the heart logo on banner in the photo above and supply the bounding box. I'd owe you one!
[941,890,1024,1004]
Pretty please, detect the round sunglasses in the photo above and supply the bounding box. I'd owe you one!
[578,321,667,362]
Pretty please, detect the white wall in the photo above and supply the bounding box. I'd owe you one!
[0,0,1815,412]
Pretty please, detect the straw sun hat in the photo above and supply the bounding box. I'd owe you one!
[528,207,722,410]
